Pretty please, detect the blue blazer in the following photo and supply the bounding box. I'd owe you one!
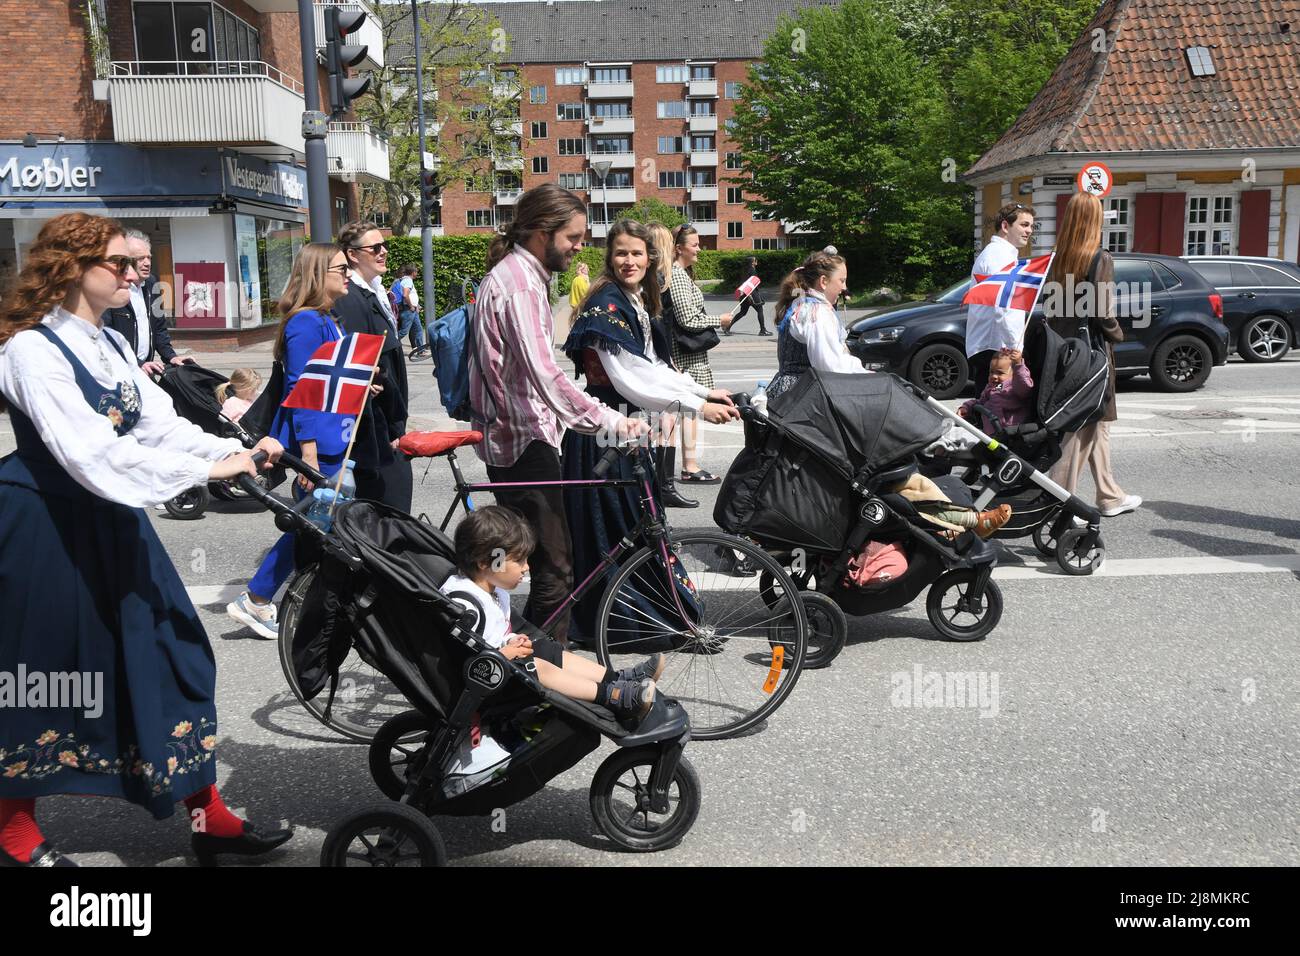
[270,310,351,465]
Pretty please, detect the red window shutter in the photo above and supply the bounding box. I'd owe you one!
[1159,193,1186,256]
[1133,193,1163,252]
[1239,190,1271,256]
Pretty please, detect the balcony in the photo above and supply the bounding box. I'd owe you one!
[590,187,637,204]
[687,79,718,98]
[688,114,718,133]
[107,61,305,160]
[780,220,818,235]
[495,189,522,205]
[586,81,635,99]
[245,0,298,10]
[313,2,383,71]
[690,220,719,236]
[326,122,390,183]
[690,150,718,167]
[590,151,635,169]
[494,153,524,171]
[689,185,718,202]
[586,116,635,135]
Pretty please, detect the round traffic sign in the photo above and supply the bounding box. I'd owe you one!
[1077,161,1113,198]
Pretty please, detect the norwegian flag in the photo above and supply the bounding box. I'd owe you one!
[963,253,1055,312]
[281,333,386,416]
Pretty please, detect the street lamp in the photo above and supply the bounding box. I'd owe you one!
[591,159,612,244]
[22,132,65,147]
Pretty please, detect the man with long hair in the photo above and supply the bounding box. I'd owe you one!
[473,184,645,642]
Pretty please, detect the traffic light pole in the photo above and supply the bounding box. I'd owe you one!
[297,0,333,242]
[411,0,435,323]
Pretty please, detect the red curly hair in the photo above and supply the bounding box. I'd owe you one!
[0,213,124,412]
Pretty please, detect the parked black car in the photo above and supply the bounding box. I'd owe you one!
[846,253,1230,399]
[1182,255,1300,362]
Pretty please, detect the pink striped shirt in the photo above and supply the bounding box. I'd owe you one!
[470,244,621,467]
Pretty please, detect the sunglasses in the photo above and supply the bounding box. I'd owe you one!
[351,241,389,256]
[98,255,139,277]
[327,263,351,275]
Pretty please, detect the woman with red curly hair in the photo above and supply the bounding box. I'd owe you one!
[0,213,292,867]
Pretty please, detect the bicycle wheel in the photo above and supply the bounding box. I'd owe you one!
[277,568,414,743]
[595,531,808,740]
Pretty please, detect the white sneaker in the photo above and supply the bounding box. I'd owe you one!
[1100,494,1142,518]
[226,592,278,640]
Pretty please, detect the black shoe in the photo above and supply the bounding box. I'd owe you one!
[657,448,698,509]
[714,545,757,577]
[191,821,293,867]
[759,330,772,336]
[0,842,78,868]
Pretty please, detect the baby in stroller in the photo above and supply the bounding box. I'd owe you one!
[442,506,665,720]
[958,349,1034,433]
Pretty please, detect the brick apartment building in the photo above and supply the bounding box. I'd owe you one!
[396,0,831,248]
[0,0,392,342]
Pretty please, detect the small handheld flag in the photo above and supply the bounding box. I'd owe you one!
[281,333,386,416]
[963,254,1055,313]
[736,275,761,300]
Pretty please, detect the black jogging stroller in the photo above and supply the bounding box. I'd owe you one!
[235,453,700,864]
[154,362,285,519]
[717,369,1004,667]
[937,316,1112,576]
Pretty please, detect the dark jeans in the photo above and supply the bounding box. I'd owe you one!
[968,349,997,397]
[731,297,767,332]
[398,309,425,350]
[355,454,413,513]
[486,440,574,643]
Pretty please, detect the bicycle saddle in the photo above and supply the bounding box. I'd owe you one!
[399,430,484,458]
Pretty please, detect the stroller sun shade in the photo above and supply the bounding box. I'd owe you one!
[156,363,231,434]
[1023,318,1111,434]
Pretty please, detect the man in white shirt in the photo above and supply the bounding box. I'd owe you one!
[967,203,1035,393]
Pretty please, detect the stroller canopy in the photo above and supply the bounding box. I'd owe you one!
[768,369,949,479]
[1022,319,1110,434]
[156,363,229,433]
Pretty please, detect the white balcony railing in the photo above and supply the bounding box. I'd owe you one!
[326,121,390,183]
[689,184,718,202]
[589,151,635,169]
[107,61,306,158]
[687,79,718,98]
[586,81,635,99]
[780,220,818,235]
[312,2,383,71]
[494,153,524,171]
[590,187,637,204]
[495,189,522,205]
[691,220,719,236]
[245,0,298,11]
[689,150,718,167]
[688,114,718,133]
[586,116,635,134]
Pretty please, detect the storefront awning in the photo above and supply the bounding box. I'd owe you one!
[0,201,211,219]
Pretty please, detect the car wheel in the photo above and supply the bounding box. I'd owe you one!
[908,343,969,400]
[1238,315,1292,363]
[1150,334,1212,392]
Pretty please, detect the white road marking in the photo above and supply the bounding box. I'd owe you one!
[1232,406,1300,415]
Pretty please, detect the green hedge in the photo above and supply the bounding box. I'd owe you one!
[385,234,494,317]
[554,248,808,298]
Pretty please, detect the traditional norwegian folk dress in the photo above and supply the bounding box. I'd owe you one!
[0,309,241,818]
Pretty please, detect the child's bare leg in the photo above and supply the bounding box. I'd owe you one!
[533,658,598,702]
[558,651,611,682]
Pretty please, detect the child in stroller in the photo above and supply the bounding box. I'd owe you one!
[958,349,1033,433]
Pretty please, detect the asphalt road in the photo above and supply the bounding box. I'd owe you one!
[2,322,1297,867]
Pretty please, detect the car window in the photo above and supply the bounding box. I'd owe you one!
[1152,261,1184,291]
[1188,260,1234,288]
[1114,259,1158,291]
[1229,263,1260,287]
[934,278,972,303]
[1245,263,1300,286]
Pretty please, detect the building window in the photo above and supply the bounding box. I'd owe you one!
[753,238,787,250]
[558,138,586,156]
[1104,197,1131,253]
[726,187,744,205]
[691,203,716,222]
[725,81,742,99]
[691,135,715,152]
[596,171,632,189]
[727,222,743,239]
[690,101,715,116]
[658,136,686,154]
[555,67,588,85]
[591,66,630,83]
[752,208,774,221]
[461,68,490,87]
[532,156,549,174]
[657,101,688,119]
[465,175,491,193]
[591,101,632,118]
[724,118,738,134]
[496,172,522,192]
[529,85,547,104]
[725,151,742,170]
[1186,194,1234,255]
[590,135,631,154]
[530,121,548,139]
[133,1,262,71]
[556,102,584,121]
[559,172,588,190]
[657,65,688,83]
[466,210,494,228]
[659,171,686,189]
[690,170,716,187]
[690,64,715,80]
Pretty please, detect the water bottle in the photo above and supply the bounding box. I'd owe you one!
[336,459,358,504]
[305,488,338,532]
[751,381,769,416]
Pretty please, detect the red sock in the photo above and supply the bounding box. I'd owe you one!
[182,785,245,838]
[0,798,43,863]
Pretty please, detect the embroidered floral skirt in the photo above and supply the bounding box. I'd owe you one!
[0,453,219,818]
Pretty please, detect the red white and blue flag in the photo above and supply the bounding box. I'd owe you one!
[963,253,1054,312]
[281,333,385,416]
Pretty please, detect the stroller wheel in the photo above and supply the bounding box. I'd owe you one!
[590,748,701,852]
[792,592,847,669]
[926,570,1003,642]
[163,485,209,520]
[320,803,446,867]
[209,481,239,502]
[758,567,813,609]
[370,710,440,800]
[1032,512,1062,558]
[1055,528,1105,576]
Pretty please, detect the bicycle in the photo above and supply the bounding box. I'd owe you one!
[277,432,810,742]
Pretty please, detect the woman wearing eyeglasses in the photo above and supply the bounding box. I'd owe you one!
[0,213,292,867]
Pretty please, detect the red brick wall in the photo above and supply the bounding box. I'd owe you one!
[0,0,111,140]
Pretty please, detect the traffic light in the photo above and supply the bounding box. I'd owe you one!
[325,6,371,118]
[420,170,440,221]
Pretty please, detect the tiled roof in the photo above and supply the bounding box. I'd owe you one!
[389,0,838,65]
[966,0,1300,178]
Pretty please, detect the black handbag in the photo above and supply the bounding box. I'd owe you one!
[668,284,721,353]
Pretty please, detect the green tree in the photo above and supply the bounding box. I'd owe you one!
[357,1,521,235]
[614,197,687,230]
